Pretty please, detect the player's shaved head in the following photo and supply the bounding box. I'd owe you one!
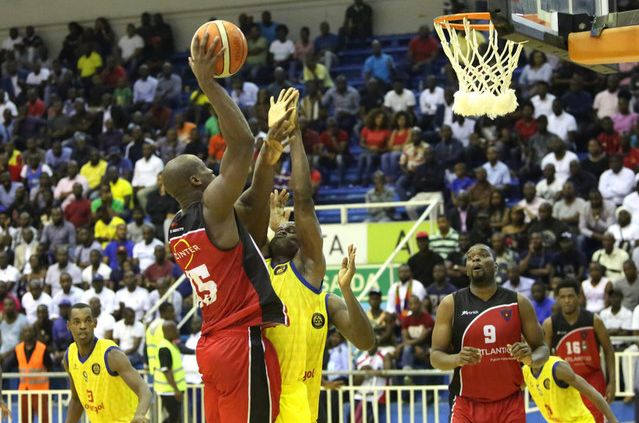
[163,154,214,207]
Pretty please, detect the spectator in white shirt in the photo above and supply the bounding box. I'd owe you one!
[51,273,83,318]
[22,280,54,324]
[530,81,556,118]
[269,24,295,72]
[609,206,639,253]
[25,61,50,89]
[0,250,20,295]
[601,289,634,395]
[450,115,475,147]
[582,262,611,313]
[501,263,535,298]
[547,99,577,146]
[536,163,563,202]
[113,307,145,366]
[81,249,112,285]
[353,343,391,414]
[183,315,202,384]
[593,75,620,120]
[132,64,158,108]
[54,160,89,207]
[518,51,553,89]
[89,297,115,340]
[81,274,116,314]
[482,146,511,189]
[540,139,578,182]
[118,24,144,65]
[132,143,164,212]
[1,27,21,52]
[133,224,163,272]
[0,90,18,125]
[623,180,639,224]
[383,78,416,113]
[115,270,150,321]
[518,182,545,223]
[418,76,444,129]
[149,277,183,321]
[599,154,635,205]
[231,76,259,115]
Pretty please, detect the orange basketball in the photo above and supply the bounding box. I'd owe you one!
[191,20,248,78]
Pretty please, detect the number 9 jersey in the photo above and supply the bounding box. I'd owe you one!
[449,287,523,402]
[169,203,289,335]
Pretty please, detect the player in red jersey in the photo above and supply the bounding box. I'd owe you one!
[163,33,296,423]
[543,281,615,423]
[431,243,549,423]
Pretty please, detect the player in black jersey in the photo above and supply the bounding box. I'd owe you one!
[431,243,549,423]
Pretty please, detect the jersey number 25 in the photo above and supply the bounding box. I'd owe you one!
[185,264,218,307]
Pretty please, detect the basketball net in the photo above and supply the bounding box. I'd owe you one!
[434,15,524,118]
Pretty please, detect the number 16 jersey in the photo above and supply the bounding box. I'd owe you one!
[450,287,523,402]
[169,203,289,335]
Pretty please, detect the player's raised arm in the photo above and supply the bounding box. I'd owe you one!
[554,361,620,423]
[288,117,325,288]
[63,354,84,423]
[430,294,481,370]
[327,245,375,351]
[106,348,152,423]
[512,294,549,367]
[593,314,616,403]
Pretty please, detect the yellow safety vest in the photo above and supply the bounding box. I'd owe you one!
[146,318,164,374]
[154,339,186,393]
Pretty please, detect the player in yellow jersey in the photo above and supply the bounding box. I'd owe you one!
[522,355,619,423]
[63,303,152,423]
[264,115,375,423]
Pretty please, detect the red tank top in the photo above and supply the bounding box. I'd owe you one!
[551,309,602,377]
[450,287,523,402]
[169,203,288,335]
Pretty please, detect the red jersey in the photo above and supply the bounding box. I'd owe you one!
[408,36,439,61]
[360,127,391,149]
[450,288,523,402]
[169,203,288,336]
[597,131,620,157]
[551,309,602,377]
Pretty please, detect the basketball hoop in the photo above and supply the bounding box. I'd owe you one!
[433,12,525,118]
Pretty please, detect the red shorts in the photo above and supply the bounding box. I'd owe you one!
[581,371,606,423]
[197,326,281,423]
[450,390,525,423]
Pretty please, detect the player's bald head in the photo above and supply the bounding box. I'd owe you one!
[163,154,213,205]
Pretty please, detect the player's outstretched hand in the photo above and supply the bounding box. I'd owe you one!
[269,189,291,232]
[189,29,225,82]
[264,106,296,165]
[507,342,532,365]
[337,244,357,292]
[268,87,299,128]
[455,346,481,367]
[130,413,150,423]
[0,400,11,422]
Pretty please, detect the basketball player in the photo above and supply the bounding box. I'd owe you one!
[0,362,11,421]
[431,243,549,423]
[523,355,619,423]
[163,32,295,423]
[265,122,375,422]
[543,281,615,423]
[63,303,152,423]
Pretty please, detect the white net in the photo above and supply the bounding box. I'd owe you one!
[434,16,525,118]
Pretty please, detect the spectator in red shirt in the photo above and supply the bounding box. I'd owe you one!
[100,56,127,89]
[598,116,620,157]
[396,295,434,372]
[143,245,174,289]
[316,117,351,186]
[63,183,92,228]
[299,116,321,158]
[26,89,46,117]
[357,109,391,185]
[407,25,439,77]
[620,133,639,171]
[4,142,22,182]
[515,101,537,143]
[145,98,171,133]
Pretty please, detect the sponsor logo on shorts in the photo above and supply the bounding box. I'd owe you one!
[312,313,325,329]
[274,264,288,275]
[92,363,100,375]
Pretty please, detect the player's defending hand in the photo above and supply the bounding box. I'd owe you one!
[189,29,225,83]
[337,244,357,293]
[507,342,532,365]
[130,413,150,423]
[455,346,481,367]
[264,103,296,165]
[268,87,299,128]
[269,189,291,232]
[0,399,11,422]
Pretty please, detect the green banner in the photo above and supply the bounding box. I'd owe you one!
[366,221,436,264]
[323,264,398,301]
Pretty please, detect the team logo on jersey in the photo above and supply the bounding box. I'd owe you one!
[501,308,512,322]
[312,313,325,329]
[92,363,100,375]
[274,264,288,275]
[580,331,588,340]
[543,378,551,389]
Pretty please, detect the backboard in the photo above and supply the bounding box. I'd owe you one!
[487,0,639,73]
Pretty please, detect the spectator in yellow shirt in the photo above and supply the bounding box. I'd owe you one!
[77,43,103,79]
[80,150,108,194]
[106,167,133,210]
[303,54,334,89]
[94,205,126,248]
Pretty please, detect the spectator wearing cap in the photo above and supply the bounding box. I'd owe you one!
[132,223,163,273]
[530,280,555,324]
[81,274,116,314]
[22,279,53,324]
[63,183,92,228]
[609,206,639,253]
[550,232,587,281]
[502,262,534,298]
[103,224,135,271]
[44,246,82,297]
[528,202,568,251]
[592,233,630,281]
[115,271,150,322]
[51,298,74,363]
[0,250,20,295]
[144,245,174,288]
[73,227,101,268]
[51,273,83,317]
[613,260,639,312]
[107,146,134,181]
[519,232,553,284]
[89,297,115,340]
[81,249,112,286]
[599,154,635,206]
[468,210,492,246]
[407,232,444,287]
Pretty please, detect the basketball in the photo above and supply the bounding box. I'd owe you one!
[191,20,248,78]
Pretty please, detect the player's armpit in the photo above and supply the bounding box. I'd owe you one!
[518,293,549,368]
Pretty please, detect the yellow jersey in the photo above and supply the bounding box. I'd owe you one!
[264,259,329,423]
[67,338,139,423]
[523,356,595,423]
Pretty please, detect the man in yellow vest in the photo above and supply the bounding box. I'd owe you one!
[3,325,52,423]
[155,321,190,423]
[145,302,176,375]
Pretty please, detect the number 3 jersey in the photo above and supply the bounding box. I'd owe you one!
[169,203,288,335]
[449,287,523,402]
[550,309,602,377]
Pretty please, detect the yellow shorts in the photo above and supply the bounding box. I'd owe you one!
[276,384,311,423]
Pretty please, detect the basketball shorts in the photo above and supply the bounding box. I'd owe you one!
[197,326,281,423]
[450,390,525,423]
[275,383,311,423]
[580,371,606,423]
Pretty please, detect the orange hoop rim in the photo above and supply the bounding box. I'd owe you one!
[433,12,492,31]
